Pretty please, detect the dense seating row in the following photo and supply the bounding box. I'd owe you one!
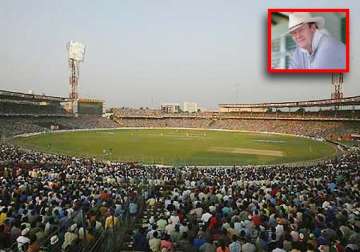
[0,102,66,116]
[0,143,359,251]
[113,108,360,120]
[0,144,140,251]
[0,112,359,251]
[114,117,360,140]
[0,116,119,137]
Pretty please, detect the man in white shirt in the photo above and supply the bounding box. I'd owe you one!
[201,210,212,223]
[287,12,346,69]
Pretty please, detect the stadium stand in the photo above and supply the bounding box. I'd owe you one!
[0,92,359,251]
[0,90,118,138]
[0,90,69,117]
[112,96,360,141]
[0,116,119,137]
[113,115,360,140]
[0,144,359,251]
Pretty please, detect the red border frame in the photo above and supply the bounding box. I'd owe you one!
[267,8,350,73]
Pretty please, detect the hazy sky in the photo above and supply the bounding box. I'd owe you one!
[1,0,359,109]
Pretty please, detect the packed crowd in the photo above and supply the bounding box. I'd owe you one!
[0,101,66,116]
[1,110,358,141]
[0,144,140,251]
[0,143,359,251]
[113,108,360,120]
[112,108,163,117]
[115,117,359,139]
[0,116,119,137]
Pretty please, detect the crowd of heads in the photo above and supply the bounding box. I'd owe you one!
[116,117,359,139]
[0,110,359,140]
[0,117,118,137]
[0,144,140,251]
[0,143,359,251]
[0,113,360,251]
[113,108,360,120]
[127,149,360,252]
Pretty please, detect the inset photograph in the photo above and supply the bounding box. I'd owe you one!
[268,9,349,73]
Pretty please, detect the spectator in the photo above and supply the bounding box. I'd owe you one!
[17,228,30,252]
[216,239,230,252]
[229,235,241,252]
[149,231,161,252]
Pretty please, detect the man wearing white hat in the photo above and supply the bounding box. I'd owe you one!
[16,228,31,251]
[287,12,345,69]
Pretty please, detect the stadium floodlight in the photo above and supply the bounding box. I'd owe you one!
[67,41,86,62]
[67,41,86,107]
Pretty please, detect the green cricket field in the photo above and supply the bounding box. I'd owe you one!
[14,128,337,166]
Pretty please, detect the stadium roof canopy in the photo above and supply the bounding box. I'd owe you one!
[0,90,69,102]
[219,96,360,109]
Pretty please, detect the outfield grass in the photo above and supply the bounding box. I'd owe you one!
[14,128,337,166]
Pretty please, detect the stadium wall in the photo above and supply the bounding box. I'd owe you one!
[113,117,360,140]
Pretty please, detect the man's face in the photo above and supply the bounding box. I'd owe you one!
[290,23,316,51]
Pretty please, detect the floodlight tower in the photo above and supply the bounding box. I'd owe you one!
[331,73,344,113]
[331,73,344,100]
[66,41,86,104]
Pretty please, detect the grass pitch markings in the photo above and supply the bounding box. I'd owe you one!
[254,140,286,143]
[14,128,336,165]
[209,147,284,157]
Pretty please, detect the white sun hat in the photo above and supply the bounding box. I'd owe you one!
[288,12,325,33]
[50,235,59,245]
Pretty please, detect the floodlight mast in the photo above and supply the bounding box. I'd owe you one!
[67,41,86,113]
[69,58,79,100]
[331,73,344,99]
[331,73,344,111]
